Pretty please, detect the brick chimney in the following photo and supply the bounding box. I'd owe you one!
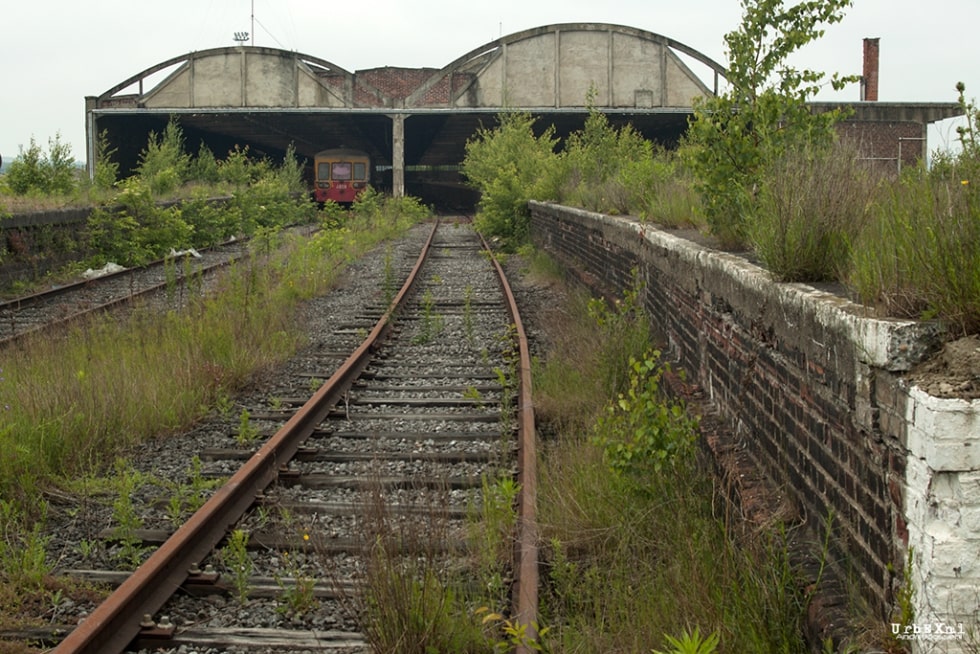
[862,37,880,101]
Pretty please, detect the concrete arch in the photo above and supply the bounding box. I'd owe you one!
[405,23,727,109]
[96,46,361,109]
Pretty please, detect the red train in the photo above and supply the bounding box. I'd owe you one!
[312,148,371,204]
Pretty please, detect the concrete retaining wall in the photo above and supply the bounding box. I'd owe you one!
[529,201,980,652]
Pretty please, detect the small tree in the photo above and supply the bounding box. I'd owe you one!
[93,129,120,191]
[137,117,191,196]
[559,105,654,215]
[684,0,858,245]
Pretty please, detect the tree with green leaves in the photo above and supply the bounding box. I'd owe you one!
[684,0,858,245]
[93,129,120,191]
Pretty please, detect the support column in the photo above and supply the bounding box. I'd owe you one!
[84,96,97,180]
[390,113,406,198]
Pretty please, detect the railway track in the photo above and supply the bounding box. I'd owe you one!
[0,234,271,346]
[27,219,537,653]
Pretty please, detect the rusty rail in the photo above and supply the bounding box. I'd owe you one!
[52,222,438,654]
[480,232,540,652]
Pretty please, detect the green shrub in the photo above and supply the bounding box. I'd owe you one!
[276,143,307,195]
[136,117,191,195]
[219,145,271,189]
[592,350,699,485]
[93,129,120,192]
[462,112,559,248]
[558,105,652,216]
[535,269,810,653]
[85,177,193,265]
[179,192,241,247]
[189,142,221,185]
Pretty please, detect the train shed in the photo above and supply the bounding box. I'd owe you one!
[86,23,962,199]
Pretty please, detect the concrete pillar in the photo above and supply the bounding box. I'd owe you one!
[84,96,97,180]
[390,113,405,198]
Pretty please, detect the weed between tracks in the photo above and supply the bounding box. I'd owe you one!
[350,314,526,651]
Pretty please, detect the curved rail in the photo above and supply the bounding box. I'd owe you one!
[52,222,438,654]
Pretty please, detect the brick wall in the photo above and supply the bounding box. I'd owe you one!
[530,202,980,652]
[837,120,924,171]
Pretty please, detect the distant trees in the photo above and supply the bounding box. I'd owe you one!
[3,134,77,196]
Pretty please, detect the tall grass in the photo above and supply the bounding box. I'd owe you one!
[748,143,879,282]
[847,168,980,334]
[0,198,428,512]
[357,484,492,654]
[531,253,810,653]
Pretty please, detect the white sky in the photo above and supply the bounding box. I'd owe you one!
[1,0,978,164]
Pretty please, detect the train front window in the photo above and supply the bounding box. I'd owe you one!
[353,162,367,181]
[331,162,352,181]
[317,162,331,181]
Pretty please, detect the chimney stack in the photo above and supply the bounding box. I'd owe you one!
[862,37,880,101]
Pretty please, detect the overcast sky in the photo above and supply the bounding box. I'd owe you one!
[2,0,978,164]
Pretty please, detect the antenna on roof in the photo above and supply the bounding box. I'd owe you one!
[233,31,249,45]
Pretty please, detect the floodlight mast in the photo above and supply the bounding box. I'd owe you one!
[233,1,255,46]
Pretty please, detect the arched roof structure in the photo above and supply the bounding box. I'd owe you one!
[86,22,958,197]
[94,24,725,112]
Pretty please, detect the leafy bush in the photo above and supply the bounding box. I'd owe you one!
[558,107,654,216]
[276,143,307,195]
[592,350,699,486]
[136,117,191,196]
[189,143,221,185]
[177,192,240,247]
[219,145,271,189]
[93,129,120,192]
[85,177,192,265]
[462,112,559,248]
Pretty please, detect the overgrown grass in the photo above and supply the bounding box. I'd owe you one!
[462,89,980,332]
[353,323,525,653]
[530,251,811,653]
[749,143,880,282]
[0,197,428,514]
[847,166,980,334]
[0,194,429,636]
[358,484,493,654]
